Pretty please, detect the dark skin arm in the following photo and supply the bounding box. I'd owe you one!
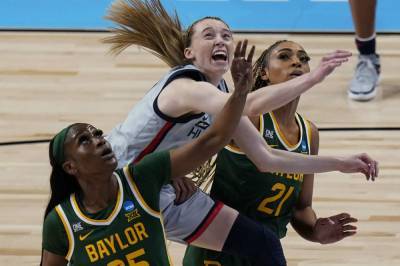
[170,41,255,180]
[41,250,67,266]
[290,121,358,244]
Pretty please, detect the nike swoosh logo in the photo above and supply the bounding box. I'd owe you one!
[79,230,94,241]
[269,144,278,148]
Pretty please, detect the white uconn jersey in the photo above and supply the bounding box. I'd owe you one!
[107,64,229,168]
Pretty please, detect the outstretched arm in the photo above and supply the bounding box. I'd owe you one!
[233,116,378,179]
[159,50,351,117]
[290,122,358,244]
[169,42,254,179]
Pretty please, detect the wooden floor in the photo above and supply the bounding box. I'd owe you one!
[0,32,399,265]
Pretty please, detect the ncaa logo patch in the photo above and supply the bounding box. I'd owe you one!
[123,201,135,212]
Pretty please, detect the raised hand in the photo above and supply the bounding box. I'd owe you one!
[310,50,352,84]
[339,153,379,181]
[314,213,358,244]
[230,40,255,96]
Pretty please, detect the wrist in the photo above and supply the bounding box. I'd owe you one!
[305,71,320,87]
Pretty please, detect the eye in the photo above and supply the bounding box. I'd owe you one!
[223,33,232,40]
[278,53,290,60]
[78,134,90,145]
[300,55,310,63]
[204,32,214,39]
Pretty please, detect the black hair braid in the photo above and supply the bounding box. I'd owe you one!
[252,40,288,91]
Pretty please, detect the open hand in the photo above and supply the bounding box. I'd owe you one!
[230,40,255,96]
[310,50,352,84]
[315,213,358,244]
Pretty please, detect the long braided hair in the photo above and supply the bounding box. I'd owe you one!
[41,127,80,265]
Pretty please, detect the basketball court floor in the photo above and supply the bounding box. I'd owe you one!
[0,32,399,265]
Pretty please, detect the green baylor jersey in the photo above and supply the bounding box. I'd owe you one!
[43,152,172,265]
[183,112,312,266]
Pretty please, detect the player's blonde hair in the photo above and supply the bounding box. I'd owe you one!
[104,0,229,67]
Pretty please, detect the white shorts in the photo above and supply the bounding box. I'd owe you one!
[160,184,223,244]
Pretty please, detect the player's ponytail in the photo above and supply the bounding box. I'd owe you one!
[252,40,288,91]
[104,0,230,68]
[104,0,186,67]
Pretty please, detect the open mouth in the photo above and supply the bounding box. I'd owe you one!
[101,147,114,160]
[289,70,303,77]
[212,51,228,62]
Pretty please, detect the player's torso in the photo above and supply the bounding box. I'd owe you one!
[211,112,312,238]
[107,64,229,167]
[57,171,171,265]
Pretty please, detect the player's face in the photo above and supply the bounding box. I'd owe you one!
[184,19,234,80]
[264,41,311,85]
[63,123,117,178]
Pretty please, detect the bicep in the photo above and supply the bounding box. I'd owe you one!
[232,117,272,170]
[42,250,68,266]
[158,79,231,116]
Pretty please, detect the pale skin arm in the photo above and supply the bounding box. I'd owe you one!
[169,42,254,179]
[233,116,377,178]
[158,50,352,117]
[290,122,358,243]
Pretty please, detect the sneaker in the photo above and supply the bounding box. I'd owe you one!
[348,54,380,101]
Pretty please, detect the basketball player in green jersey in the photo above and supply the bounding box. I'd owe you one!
[40,44,253,266]
[184,40,358,265]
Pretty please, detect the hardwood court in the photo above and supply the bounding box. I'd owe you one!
[0,32,399,265]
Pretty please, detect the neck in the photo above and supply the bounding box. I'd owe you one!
[78,173,118,213]
[273,98,300,129]
[193,63,224,86]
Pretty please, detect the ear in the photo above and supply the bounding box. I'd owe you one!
[260,68,269,81]
[62,160,77,176]
[184,47,194,60]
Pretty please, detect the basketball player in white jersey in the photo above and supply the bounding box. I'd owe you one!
[104,0,378,263]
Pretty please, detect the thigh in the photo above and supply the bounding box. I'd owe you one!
[160,184,238,251]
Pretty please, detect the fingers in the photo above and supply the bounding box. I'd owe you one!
[182,178,197,200]
[322,50,352,61]
[247,45,255,63]
[342,231,357,238]
[358,153,379,181]
[234,40,242,58]
[234,39,254,61]
[342,224,357,231]
[172,180,182,204]
[172,177,197,204]
[329,212,350,222]
[241,39,248,58]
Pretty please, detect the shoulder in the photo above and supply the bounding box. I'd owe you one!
[130,151,171,175]
[43,208,62,229]
[305,119,319,154]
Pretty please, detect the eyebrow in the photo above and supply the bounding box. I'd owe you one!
[72,126,96,139]
[201,27,214,33]
[277,48,307,52]
[201,27,231,34]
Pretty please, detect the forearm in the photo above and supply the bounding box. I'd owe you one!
[291,207,319,242]
[245,73,316,116]
[170,90,247,178]
[204,90,248,153]
[261,148,343,174]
